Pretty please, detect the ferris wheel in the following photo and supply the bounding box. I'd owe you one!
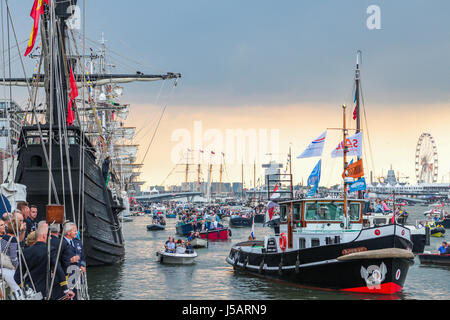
[415,133,438,184]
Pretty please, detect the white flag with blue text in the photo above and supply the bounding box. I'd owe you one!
[297,131,327,159]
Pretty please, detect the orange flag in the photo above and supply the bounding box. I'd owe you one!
[342,159,364,180]
[24,0,49,56]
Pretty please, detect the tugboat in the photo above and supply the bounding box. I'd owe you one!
[226,97,415,294]
[226,197,414,294]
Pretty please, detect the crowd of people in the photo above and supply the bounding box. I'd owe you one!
[164,236,194,254]
[0,201,85,300]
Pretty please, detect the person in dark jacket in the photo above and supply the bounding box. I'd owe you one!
[14,222,74,300]
[60,223,86,299]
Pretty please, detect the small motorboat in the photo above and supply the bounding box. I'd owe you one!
[427,222,446,237]
[147,224,165,231]
[176,220,203,236]
[229,215,252,227]
[199,227,230,240]
[156,250,198,264]
[418,253,450,266]
[166,214,177,218]
[190,237,208,248]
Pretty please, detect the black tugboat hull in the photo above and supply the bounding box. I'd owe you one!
[226,231,414,294]
[15,126,125,266]
[228,254,412,294]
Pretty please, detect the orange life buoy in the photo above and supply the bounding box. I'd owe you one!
[279,233,287,251]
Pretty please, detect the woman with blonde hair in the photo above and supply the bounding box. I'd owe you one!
[0,218,23,299]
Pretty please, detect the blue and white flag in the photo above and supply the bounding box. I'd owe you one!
[306,160,321,197]
[297,131,327,159]
[349,177,367,193]
[251,216,255,239]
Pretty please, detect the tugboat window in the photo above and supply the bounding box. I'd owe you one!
[311,238,320,247]
[348,203,361,221]
[298,238,306,249]
[294,204,301,221]
[280,205,287,222]
[305,202,360,222]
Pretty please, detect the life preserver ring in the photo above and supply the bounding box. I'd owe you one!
[279,233,287,251]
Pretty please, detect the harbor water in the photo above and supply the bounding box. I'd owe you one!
[87,205,449,300]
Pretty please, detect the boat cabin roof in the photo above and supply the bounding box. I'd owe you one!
[277,198,366,225]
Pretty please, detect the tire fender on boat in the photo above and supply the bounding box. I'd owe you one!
[278,254,284,276]
[259,258,264,274]
[228,229,232,237]
[234,250,240,267]
[295,255,300,274]
[279,233,287,251]
[243,256,248,270]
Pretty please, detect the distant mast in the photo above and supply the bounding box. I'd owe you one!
[355,51,363,199]
[343,104,349,230]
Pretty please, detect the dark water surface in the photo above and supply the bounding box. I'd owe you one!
[87,206,449,300]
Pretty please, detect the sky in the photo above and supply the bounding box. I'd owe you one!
[1,0,450,189]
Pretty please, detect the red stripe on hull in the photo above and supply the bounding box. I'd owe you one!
[199,229,228,240]
[341,282,403,294]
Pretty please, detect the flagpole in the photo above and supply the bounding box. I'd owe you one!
[289,146,293,199]
[355,50,363,200]
[241,159,244,201]
[343,104,348,230]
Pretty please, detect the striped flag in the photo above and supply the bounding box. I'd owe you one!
[266,201,279,221]
[24,0,48,56]
[270,184,280,200]
[353,87,358,120]
[297,131,327,159]
[251,216,255,239]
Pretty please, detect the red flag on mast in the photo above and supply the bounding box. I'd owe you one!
[67,67,78,126]
[24,0,49,57]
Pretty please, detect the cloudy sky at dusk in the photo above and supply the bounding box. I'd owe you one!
[2,0,450,188]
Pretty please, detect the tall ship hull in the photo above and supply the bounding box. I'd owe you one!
[15,126,125,266]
